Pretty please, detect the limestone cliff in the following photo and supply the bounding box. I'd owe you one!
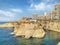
[0,23,14,27]
[47,22,60,32]
[14,23,45,39]
[32,29,45,38]
[57,42,60,45]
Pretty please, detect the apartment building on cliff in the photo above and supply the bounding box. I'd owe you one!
[20,4,60,23]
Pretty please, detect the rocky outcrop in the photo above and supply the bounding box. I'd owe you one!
[14,29,45,39]
[0,23,14,27]
[57,42,60,45]
[24,30,34,39]
[32,29,45,38]
[47,22,60,32]
[14,23,45,39]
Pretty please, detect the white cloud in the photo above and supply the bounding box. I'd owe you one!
[47,5,52,9]
[30,3,34,8]
[0,17,9,21]
[29,2,54,11]
[0,8,23,22]
[0,10,15,17]
[0,17,14,22]
[0,10,16,21]
[0,15,17,22]
[11,9,23,13]
[34,2,45,10]
[0,8,23,21]
[0,17,4,21]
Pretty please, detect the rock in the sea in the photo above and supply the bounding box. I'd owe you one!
[14,23,45,39]
[14,28,26,36]
[32,29,45,38]
[24,30,34,39]
[57,42,60,45]
[14,28,45,39]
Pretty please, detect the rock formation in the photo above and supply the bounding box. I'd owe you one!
[57,42,60,45]
[0,22,14,27]
[14,23,45,39]
[47,22,60,32]
[32,29,45,38]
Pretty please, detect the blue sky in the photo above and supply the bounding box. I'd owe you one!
[0,0,60,22]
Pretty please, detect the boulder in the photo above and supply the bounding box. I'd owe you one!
[32,29,45,38]
[57,42,60,45]
[24,30,34,39]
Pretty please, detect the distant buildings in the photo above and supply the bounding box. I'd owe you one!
[38,12,51,21]
[20,4,60,23]
[51,4,60,20]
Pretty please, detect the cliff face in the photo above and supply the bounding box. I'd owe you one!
[13,21,60,39]
[57,42,60,45]
[0,20,60,39]
[32,29,45,38]
[0,23,14,27]
[14,23,45,39]
[47,22,60,32]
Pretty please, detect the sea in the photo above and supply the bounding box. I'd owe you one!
[0,22,60,45]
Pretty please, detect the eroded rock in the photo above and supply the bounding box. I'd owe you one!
[32,29,45,38]
[57,42,60,45]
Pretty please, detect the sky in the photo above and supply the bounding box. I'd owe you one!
[0,0,60,22]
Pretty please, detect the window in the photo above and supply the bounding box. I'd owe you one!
[53,15,59,20]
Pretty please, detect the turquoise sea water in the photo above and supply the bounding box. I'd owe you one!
[0,27,60,45]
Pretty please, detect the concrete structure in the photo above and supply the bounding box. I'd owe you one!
[51,4,60,20]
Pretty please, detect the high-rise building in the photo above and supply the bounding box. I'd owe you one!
[51,4,60,20]
[55,4,60,19]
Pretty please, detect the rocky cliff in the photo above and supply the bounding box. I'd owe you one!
[47,21,60,32]
[0,23,14,27]
[14,23,45,39]
[57,42,60,45]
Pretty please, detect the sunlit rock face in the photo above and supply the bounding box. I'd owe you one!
[24,30,35,39]
[47,22,60,32]
[0,23,14,27]
[13,21,60,39]
[32,29,45,38]
[57,42,60,45]
[14,23,45,39]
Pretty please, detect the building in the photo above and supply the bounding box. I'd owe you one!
[38,12,50,21]
[51,4,60,20]
[19,4,60,23]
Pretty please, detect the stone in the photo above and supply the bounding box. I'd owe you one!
[32,29,45,38]
[57,42,60,45]
[24,30,34,39]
